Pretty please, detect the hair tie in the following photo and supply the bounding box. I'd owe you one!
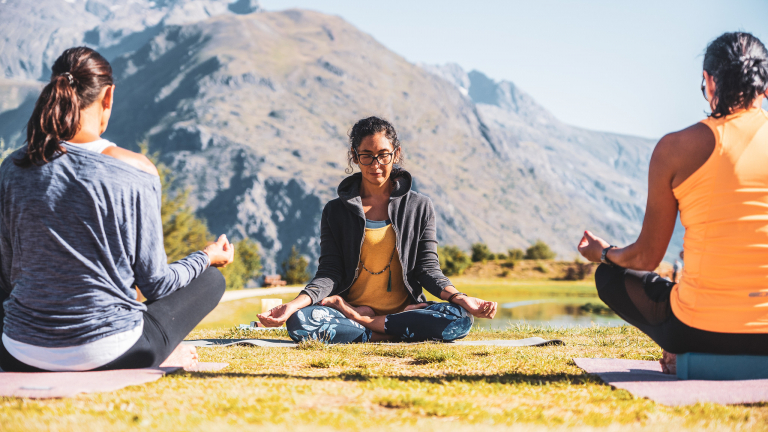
[61,72,75,87]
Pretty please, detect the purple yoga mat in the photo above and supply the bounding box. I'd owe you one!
[574,358,768,406]
[0,362,229,399]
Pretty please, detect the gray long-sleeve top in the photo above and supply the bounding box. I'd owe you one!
[0,145,209,347]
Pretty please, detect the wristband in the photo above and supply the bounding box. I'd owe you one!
[447,292,467,304]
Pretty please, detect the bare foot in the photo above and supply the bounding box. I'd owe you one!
[404,303,428,311]
[160,344,199,369]
[320,295,373,319]
[660,350,676,374]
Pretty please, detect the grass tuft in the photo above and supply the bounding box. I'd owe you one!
[411,348,455,364]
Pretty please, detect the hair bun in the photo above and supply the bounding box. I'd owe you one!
[703,32,767,118]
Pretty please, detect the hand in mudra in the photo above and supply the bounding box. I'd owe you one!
[203,234,235,267]
[457,296,498,319]
[257,303,295,327]
[577,230,611,263]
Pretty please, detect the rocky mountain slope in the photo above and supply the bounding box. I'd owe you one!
[0,1,675,272]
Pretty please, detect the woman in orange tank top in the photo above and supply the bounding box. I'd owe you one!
[577,32,768,370]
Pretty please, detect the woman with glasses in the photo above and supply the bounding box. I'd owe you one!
[258,116,497,343]
[577,32,768,373]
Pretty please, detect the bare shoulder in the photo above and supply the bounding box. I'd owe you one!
[653,122,716,188]
[102,146,159,176]
[655,123,714,157]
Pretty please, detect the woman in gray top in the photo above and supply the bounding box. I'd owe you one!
[0,47,234,372]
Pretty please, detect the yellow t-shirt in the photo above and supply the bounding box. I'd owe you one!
[346,224,410,316]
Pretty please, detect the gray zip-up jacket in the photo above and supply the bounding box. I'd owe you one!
[299,171,453,304]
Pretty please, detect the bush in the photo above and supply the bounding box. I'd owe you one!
[282,245,310,285]
[524,240,556,260]
[470,243,493,262]
[563,262,595,281]
[507,248,525,261]
[438,245,471,276]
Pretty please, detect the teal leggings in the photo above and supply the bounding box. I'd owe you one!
[286,303,473,344]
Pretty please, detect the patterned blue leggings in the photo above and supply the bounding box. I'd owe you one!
[286,303,474,344]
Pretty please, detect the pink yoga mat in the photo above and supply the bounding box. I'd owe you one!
[0,362,228,399]
[574,358,768,406]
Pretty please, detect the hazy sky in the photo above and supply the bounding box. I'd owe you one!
[260,0,767,139]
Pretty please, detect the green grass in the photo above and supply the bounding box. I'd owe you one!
[3,324,768,431]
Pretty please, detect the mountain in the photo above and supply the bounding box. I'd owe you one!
[0,0,261,81]
[0,2,677,273]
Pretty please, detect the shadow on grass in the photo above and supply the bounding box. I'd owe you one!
[175,370,604,386]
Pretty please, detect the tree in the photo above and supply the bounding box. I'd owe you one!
[438,245,471,276]
[282,245,310,285]
[470,242,492,262]
[524,240,556,260]
[507,248,525,261]
[220,238,262,290]
[144,143,261,289]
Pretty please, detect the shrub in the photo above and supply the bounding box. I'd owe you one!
[533,261,548,273]
[563,262,595,281]
[470,243,493,262]
[507,248,525,261]
[524,240,556,260]
[438,245,471,276]
[501,260,515,269]
[282,245,310,285]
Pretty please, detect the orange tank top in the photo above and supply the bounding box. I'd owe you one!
[671,108,768,333]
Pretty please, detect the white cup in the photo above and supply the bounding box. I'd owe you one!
[261,298,282,313]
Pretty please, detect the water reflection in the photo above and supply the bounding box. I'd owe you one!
[477,298,627,329]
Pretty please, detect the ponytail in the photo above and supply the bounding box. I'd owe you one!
[703,32,768,119]
[16,47,113,167]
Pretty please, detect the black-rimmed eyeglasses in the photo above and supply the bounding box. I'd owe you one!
[355,150,394,166]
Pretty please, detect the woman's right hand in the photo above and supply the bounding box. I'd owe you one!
[257,294,312,327]
[203,234,235,268]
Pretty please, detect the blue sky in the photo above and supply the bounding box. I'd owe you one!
[260,0,768,139]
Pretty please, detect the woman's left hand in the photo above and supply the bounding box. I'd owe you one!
[577,230,611,263]
[456,296,497,319]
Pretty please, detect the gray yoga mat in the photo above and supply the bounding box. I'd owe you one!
[182,337,563,348]
[574,358,768,406]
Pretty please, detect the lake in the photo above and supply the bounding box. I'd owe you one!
[196,279,626,330]
[433,278,626,329]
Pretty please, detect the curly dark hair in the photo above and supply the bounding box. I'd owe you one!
[345,116,405,176]
[703,32,768,118]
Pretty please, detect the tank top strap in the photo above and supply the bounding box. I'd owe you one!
[62,139,117,154]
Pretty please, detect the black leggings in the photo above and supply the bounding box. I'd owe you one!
[595,264,768,355]
[0,267,225,372]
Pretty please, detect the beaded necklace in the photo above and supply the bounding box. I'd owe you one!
[359,247,397,292]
